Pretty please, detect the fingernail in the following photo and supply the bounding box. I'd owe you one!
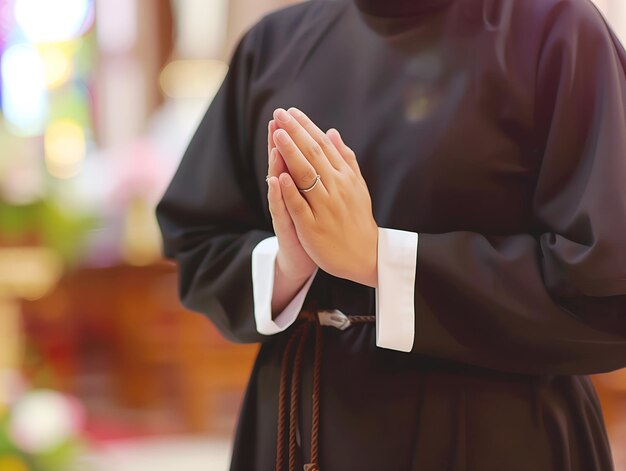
[279,173,291,186]
[270,148,277,163]
[274,108,291,123]
[275,129,289,145]
[288,107,302,117]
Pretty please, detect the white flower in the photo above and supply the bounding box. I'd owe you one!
[9,389,85,453]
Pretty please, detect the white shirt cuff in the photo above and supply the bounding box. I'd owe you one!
[375,227,418,352]
[251,236,318,335]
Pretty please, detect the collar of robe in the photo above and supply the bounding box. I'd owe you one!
[353,0,454,18]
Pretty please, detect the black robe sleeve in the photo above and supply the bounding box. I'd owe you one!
[155,22,273,344]
[411,3,626,375]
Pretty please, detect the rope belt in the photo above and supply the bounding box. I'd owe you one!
[275,308,376,471]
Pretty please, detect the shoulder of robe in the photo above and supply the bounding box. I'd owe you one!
[498,0,619,83]
[238,0,346,81]
[526,0,621,68]
[469,0,611,35]
[513,0,611,35]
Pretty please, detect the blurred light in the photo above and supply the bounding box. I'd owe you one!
[172,0,228,58]
[406,96,431,122]
[0,153,45,205]
[9,390,85,453]
[99,58,145,146]
[0,1,13,47]
[14,0,92,43]
[37,43,73,88]
[0,302,22,381]
[122,197,163,266]
[96,0,136,54]
[609,2,626,43]
[0,42,47,135]
[0,248,63,301]
[159,59,228,99]
[44,120,86,179]
[0,370,27,408]
[0,455,29,471]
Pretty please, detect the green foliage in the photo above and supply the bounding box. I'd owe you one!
[0,400,89,471]
[0,199,97,265]
[0,410,20,456]
[29,438,86,471]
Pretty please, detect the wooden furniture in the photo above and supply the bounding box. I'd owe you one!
[19,261,626,452]
[593,372,626,466]
[20,261,257,435]
[0,247,62,403]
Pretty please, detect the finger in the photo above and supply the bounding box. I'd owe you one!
[326,128,362,178]
[267,121,272,180]
[274,148,288,176]
[267,120,279,178]
[273,128,330,206]
[267,175,296,235]
[269,119,278,152]
[273,108,337,186]
[267,120,272,160]
[279,172,316,229]
[286,107,349,173]
[268,148,288,186]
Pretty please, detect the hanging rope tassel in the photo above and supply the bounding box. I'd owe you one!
[276,323,305,471]
[275,309,375,471]
[289,321,311,470]
[303,318,322,471]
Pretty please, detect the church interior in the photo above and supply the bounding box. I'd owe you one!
[0,0,624,469]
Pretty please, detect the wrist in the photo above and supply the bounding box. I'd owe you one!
[271,253,315,319]
[350,256,378,288]
[346,226,378,288]
[275,250,316,282]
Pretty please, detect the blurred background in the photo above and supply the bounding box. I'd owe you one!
[0,0,624,470]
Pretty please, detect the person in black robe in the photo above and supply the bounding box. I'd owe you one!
[155,0,626,469]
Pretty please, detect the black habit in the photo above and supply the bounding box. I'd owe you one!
[155,0,626,469]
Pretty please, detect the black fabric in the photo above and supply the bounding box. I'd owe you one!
[354,0,453,18]
[155,0,626,469]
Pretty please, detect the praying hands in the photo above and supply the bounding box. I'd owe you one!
[266,107,379,289]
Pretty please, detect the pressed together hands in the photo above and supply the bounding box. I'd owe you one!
[265,107,379,315]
